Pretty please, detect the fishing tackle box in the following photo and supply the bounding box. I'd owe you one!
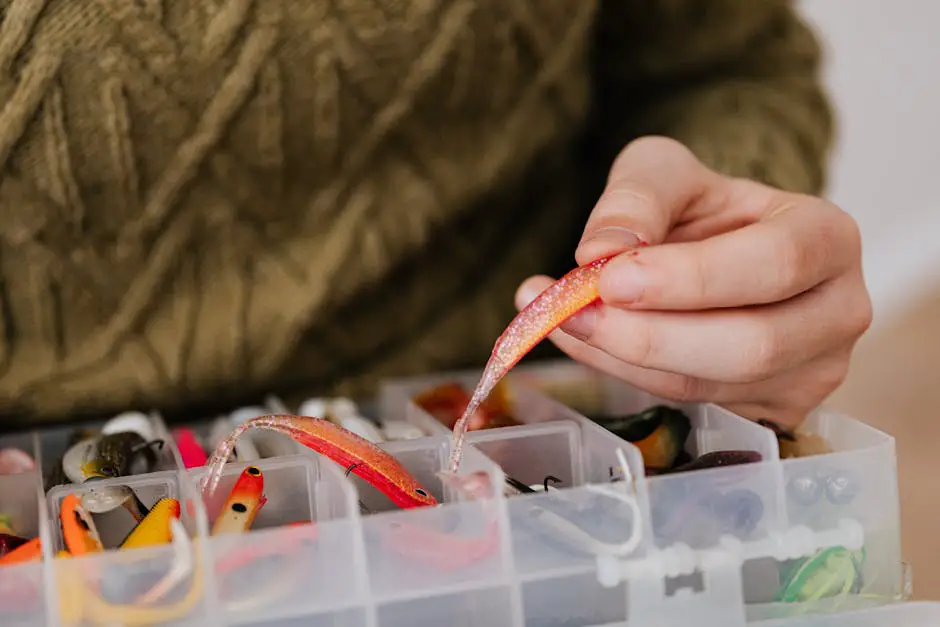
[0,359,928,626]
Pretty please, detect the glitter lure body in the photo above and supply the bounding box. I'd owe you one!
[202,415,438,509]
[446,256,613,474]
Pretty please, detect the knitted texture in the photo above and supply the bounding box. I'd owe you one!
[0,0,833,425]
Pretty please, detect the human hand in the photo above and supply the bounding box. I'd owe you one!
[515,136,872,428]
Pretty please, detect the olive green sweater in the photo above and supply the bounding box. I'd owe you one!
[0,0,832,425]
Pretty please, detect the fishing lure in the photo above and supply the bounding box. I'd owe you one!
[596,405,692,471]
[0,447,36,475]
[82,483,151,521]
[120,498,181,550]
[209,416,261,462]
[504,475,643,558]
[447,256,614,474]
[215,521,316,574]
[775,546,865,603]
[65,432,163,482]
[59,522,204,627]
[0,532,29,557]
[0,536,40,565]
[381,518,501,572]
[54,432,163,517]
[306,397,385,443]
[172,427,208,468]
[202,415,437,509]
[230,405,305,457]
[414,381,518,432]
[101,412,156,442]
[211,466,266,536]
[757,419,832,459]
[648,450,763,476]
[60,493,104,556]
[375,470,501,571]
[0,514,29,558]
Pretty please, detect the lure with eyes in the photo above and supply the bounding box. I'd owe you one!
[202,415,437,509]
[211,466,267,536]
[61,432,163,484]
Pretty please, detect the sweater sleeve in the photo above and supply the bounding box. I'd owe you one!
[586,0,835,195]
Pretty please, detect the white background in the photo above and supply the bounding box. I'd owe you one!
[798,0,939,328]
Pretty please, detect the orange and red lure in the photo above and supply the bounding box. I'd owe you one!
[212,465,266,536]
[201,415,438,509]
[381,470,502,571]
[447,256,615,474]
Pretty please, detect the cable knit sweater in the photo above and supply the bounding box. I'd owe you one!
[0,0,833,426]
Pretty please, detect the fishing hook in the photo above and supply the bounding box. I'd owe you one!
[345,464,372,513]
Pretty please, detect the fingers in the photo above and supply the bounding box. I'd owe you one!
[722,348,855,427]
[531,275,864,384]
[576,136,724,266]
[538,325,724,402]
[598,196,863,310]
[537,318,853,428]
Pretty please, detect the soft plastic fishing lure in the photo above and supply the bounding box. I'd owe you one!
[172,427,208,468]
[377,470,501,571]
[447,256,614,474]
[0,536,40,565]
[119,497,180,550]
[61,493,104,556]
[202,415,438,509]
[381,517,500,572]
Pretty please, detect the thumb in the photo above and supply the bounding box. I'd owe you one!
[575,136,718,266]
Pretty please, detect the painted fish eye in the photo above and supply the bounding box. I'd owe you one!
[415,488,428,498]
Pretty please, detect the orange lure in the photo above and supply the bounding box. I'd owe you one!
[202,416,438,510]
[212,466,266,536]
[447,256,614,473]
[0,536,41,566]
[61,493,104,556]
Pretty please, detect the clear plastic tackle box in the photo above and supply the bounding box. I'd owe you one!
[0,358,921,627]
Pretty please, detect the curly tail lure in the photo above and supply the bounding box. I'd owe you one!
[447,256,614,474]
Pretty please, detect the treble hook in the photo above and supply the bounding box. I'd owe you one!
[345,464,372,513]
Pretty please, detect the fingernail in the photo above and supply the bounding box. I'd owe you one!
[577,226,645,261]
[601,261,647,303]
[559,305,597,340]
